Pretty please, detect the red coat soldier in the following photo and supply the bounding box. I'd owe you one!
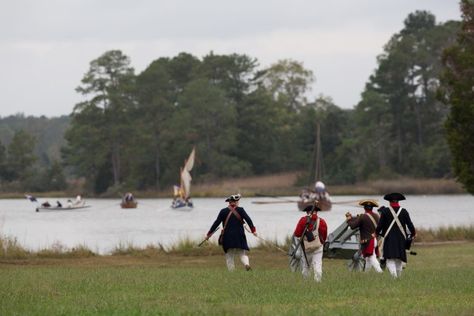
[292,203,328,282]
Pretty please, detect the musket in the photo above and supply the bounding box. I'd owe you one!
[289,219,311,267]
[289,201,319,266]
[197,226,220,247]
[290,201,318,257]
[244,225,286,254]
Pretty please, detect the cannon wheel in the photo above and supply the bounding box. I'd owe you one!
[347,250,365,272]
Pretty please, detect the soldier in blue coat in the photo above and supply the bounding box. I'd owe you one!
[376,192,416,278]
[207,194,257,271]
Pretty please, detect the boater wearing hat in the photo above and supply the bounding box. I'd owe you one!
[206,194,257,271]
[291,202,328,282]
[346,199,382,273]
[375,193,416,278]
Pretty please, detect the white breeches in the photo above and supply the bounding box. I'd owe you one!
[301,247,323,282]
[364,245,382,273]
[386,259,403,278]
[225,248,249,271]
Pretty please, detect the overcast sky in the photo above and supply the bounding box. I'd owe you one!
[0,0,461,118]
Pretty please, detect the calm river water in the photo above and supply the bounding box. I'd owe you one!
[0,195,473,254]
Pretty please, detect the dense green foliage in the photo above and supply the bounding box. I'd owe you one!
[1,11,469,195]
[0,243,473,315]
[439,0,474,194]
[0,115,68,192]
[352,11,459,180]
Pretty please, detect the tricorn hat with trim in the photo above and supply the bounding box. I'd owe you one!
[358,199,379,208]
[383,192,406,201]
[225,194,241,202]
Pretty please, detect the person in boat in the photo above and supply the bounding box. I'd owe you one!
[184,197,193,207]
[299,181,331,209]
[345,199,382,273]
[41,201,51,207]
[73,195,83,206]
[206,194,257,271]
[299,188,311,203]
[172,198,184,208]
[56,201,62,208]
[311,181,330,203]
[123,192,134,202]
[172,185,185,208]
[67,199,73,208]
[375,193,416,278]
[291,202,328,282]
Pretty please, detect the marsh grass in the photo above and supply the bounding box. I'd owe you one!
[5,173,464,199]
[0,235,29,259]
[2,225,474,260]
[0,243,473,315]
[36,242,96,258]
[111,243,166,257]
[417,225,474,242]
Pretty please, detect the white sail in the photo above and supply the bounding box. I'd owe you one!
[181,168,192,198]
[183,147,195,172]
[180,147,195,198]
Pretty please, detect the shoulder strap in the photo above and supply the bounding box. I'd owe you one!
[222,207,243,233]
[365,213,377,230]
[222,210,233,232]
[383,207,401,238]
[388,206,407,239]
[229,207,243,223]
[310,217,320,234]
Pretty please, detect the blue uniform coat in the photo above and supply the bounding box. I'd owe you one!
[208,206,255,253]
[376,206,416,262]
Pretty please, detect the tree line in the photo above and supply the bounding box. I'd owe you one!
[1,9,472,194]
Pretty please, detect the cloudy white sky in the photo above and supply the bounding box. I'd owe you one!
[0,0,461,117]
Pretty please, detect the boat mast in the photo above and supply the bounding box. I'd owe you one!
[314,121,322,182]
[308,120,323,185]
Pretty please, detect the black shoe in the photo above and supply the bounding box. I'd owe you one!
[245,265,252,271]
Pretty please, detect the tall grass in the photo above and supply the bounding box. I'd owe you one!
[111,242,165,257]
[1,226,474,259]
[416,225,474,242]
[36,242,96,258]
[0,235,29,259]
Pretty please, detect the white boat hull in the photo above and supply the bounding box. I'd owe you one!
[36,205,91,212]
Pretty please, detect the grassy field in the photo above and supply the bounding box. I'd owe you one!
[1,242,473,315]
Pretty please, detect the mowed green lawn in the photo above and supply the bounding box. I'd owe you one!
[1,243,473,315]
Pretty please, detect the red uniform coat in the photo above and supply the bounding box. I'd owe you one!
[294,214,328,244]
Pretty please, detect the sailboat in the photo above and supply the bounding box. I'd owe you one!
[171,147,195,209]
[297,122,332,211]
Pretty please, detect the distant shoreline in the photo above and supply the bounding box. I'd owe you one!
[0,172,467,199]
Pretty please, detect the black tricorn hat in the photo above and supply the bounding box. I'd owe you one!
[383,192,406,201]
[303,202,321,213]
[358,199,379,208]
[225,194,241,202]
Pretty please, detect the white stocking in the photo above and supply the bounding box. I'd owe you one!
[225,249,236,271]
